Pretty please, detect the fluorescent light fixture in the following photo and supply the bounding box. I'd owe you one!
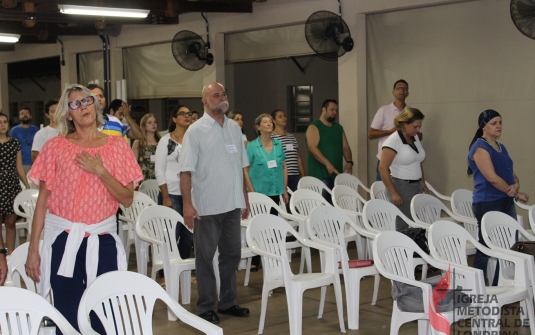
[0,33,20,43]
[58,5,149,18]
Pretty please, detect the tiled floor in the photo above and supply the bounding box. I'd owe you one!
[135,246,532,335]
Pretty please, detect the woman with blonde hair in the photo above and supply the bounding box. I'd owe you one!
[25,84,143,332]
[379,108,429,231]
[132,113,161,180]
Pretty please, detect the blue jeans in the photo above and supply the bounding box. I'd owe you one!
[376,160,382,181]
[158,193,193,260]
[472,197,516,286]
[319,178,335,205]
[287,175,300,192]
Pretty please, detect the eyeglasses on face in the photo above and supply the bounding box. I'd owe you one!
[395,86,408,91]
[177,111,192,117]
[68,96,95,110]
[19,111,30,116]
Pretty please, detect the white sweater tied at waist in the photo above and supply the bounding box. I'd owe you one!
[39,212,127,298]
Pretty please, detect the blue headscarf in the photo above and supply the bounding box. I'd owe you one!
[467,109,501,175]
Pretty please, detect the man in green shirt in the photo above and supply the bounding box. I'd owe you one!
[306,99,353,202]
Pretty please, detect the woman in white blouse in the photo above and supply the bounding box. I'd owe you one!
[379,108,429,231]
[154,105,192,259]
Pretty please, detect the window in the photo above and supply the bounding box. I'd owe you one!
[288,85,313,133]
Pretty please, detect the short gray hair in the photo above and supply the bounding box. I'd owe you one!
[55,84,104,135]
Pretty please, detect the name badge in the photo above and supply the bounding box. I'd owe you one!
[285,144,295,151]
[150,155,156,162]
[226,144,238,154]
[267,160,277,168]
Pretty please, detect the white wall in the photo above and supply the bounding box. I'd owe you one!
[367,0,535,202]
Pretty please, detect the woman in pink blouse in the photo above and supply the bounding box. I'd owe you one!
[25,84,143,333]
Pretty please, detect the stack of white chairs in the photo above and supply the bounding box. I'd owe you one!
[428,220,535,334]
[307,206,379,330]
[410,193,478,255]
[370,181,390,202]
[246,213,346,335]
[362,199,428,278]
[334,173,371,195]
[331,185,371,259]
[135,205,195,320]
[372,230,480,335]
[119,191,156,274]
[0,286,79,335]
[77,271,223,334]
[138,179,160,204]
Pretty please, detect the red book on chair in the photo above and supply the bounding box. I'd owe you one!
[338,259,374,269]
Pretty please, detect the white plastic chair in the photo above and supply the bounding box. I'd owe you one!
[135,205,195,320]
[370,181,390,202]
[246,192,308,271]
[428,220,535,333]
[410,194,478,254]
[334,173,370,194]
[26,170,39,190]
[138,179,160,204]
[424,181,451,203]
[0,286,79,335]
[361,199,428,278]
[372,230,479,335]
[515,199,534,234]
[289,189,333,273]
[481,211,535,296]
[331,185,370,259]
[119,191,156,275]
[12,189,39,247]
[297,176,332,195]
[450,189,475,219]
[307,206,380,330]
[246,214,346,335]
[77,271,222,335]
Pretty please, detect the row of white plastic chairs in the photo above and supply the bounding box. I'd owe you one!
[11,176,535,334]
[244,201,535,335]
[2,263,222,335]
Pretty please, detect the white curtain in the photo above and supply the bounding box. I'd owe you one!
[366,0,535,196]
[123,42,209,99]
[78,52,103,87]
[225,24,314,62]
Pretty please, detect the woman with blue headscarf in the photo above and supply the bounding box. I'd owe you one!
[468,109,528,285]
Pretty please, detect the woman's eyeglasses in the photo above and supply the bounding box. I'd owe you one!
[177,112,192,117]
[68,96,95,110]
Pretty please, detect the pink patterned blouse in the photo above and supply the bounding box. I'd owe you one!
[30,136,143,224]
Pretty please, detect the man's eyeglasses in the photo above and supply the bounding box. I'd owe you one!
[395,86,408,91]
[177,112,192,117]
[68,96,95,110]
[19,112,30,116]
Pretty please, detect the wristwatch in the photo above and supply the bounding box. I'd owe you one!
[346,161,354,165]
[0,248,7,255]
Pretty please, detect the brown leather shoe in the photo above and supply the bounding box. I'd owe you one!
[218,305,250,317]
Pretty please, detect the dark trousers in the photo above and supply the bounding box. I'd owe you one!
[158,193,193,259]
[319,178,335,205]
[195,209,242,314]
[51,231,118,335]
[472,197,516,286]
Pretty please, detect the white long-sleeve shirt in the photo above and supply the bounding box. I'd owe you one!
[154,133,182,195]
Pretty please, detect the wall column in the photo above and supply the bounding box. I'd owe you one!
[0,64,8,114]
[338,1,368,185]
